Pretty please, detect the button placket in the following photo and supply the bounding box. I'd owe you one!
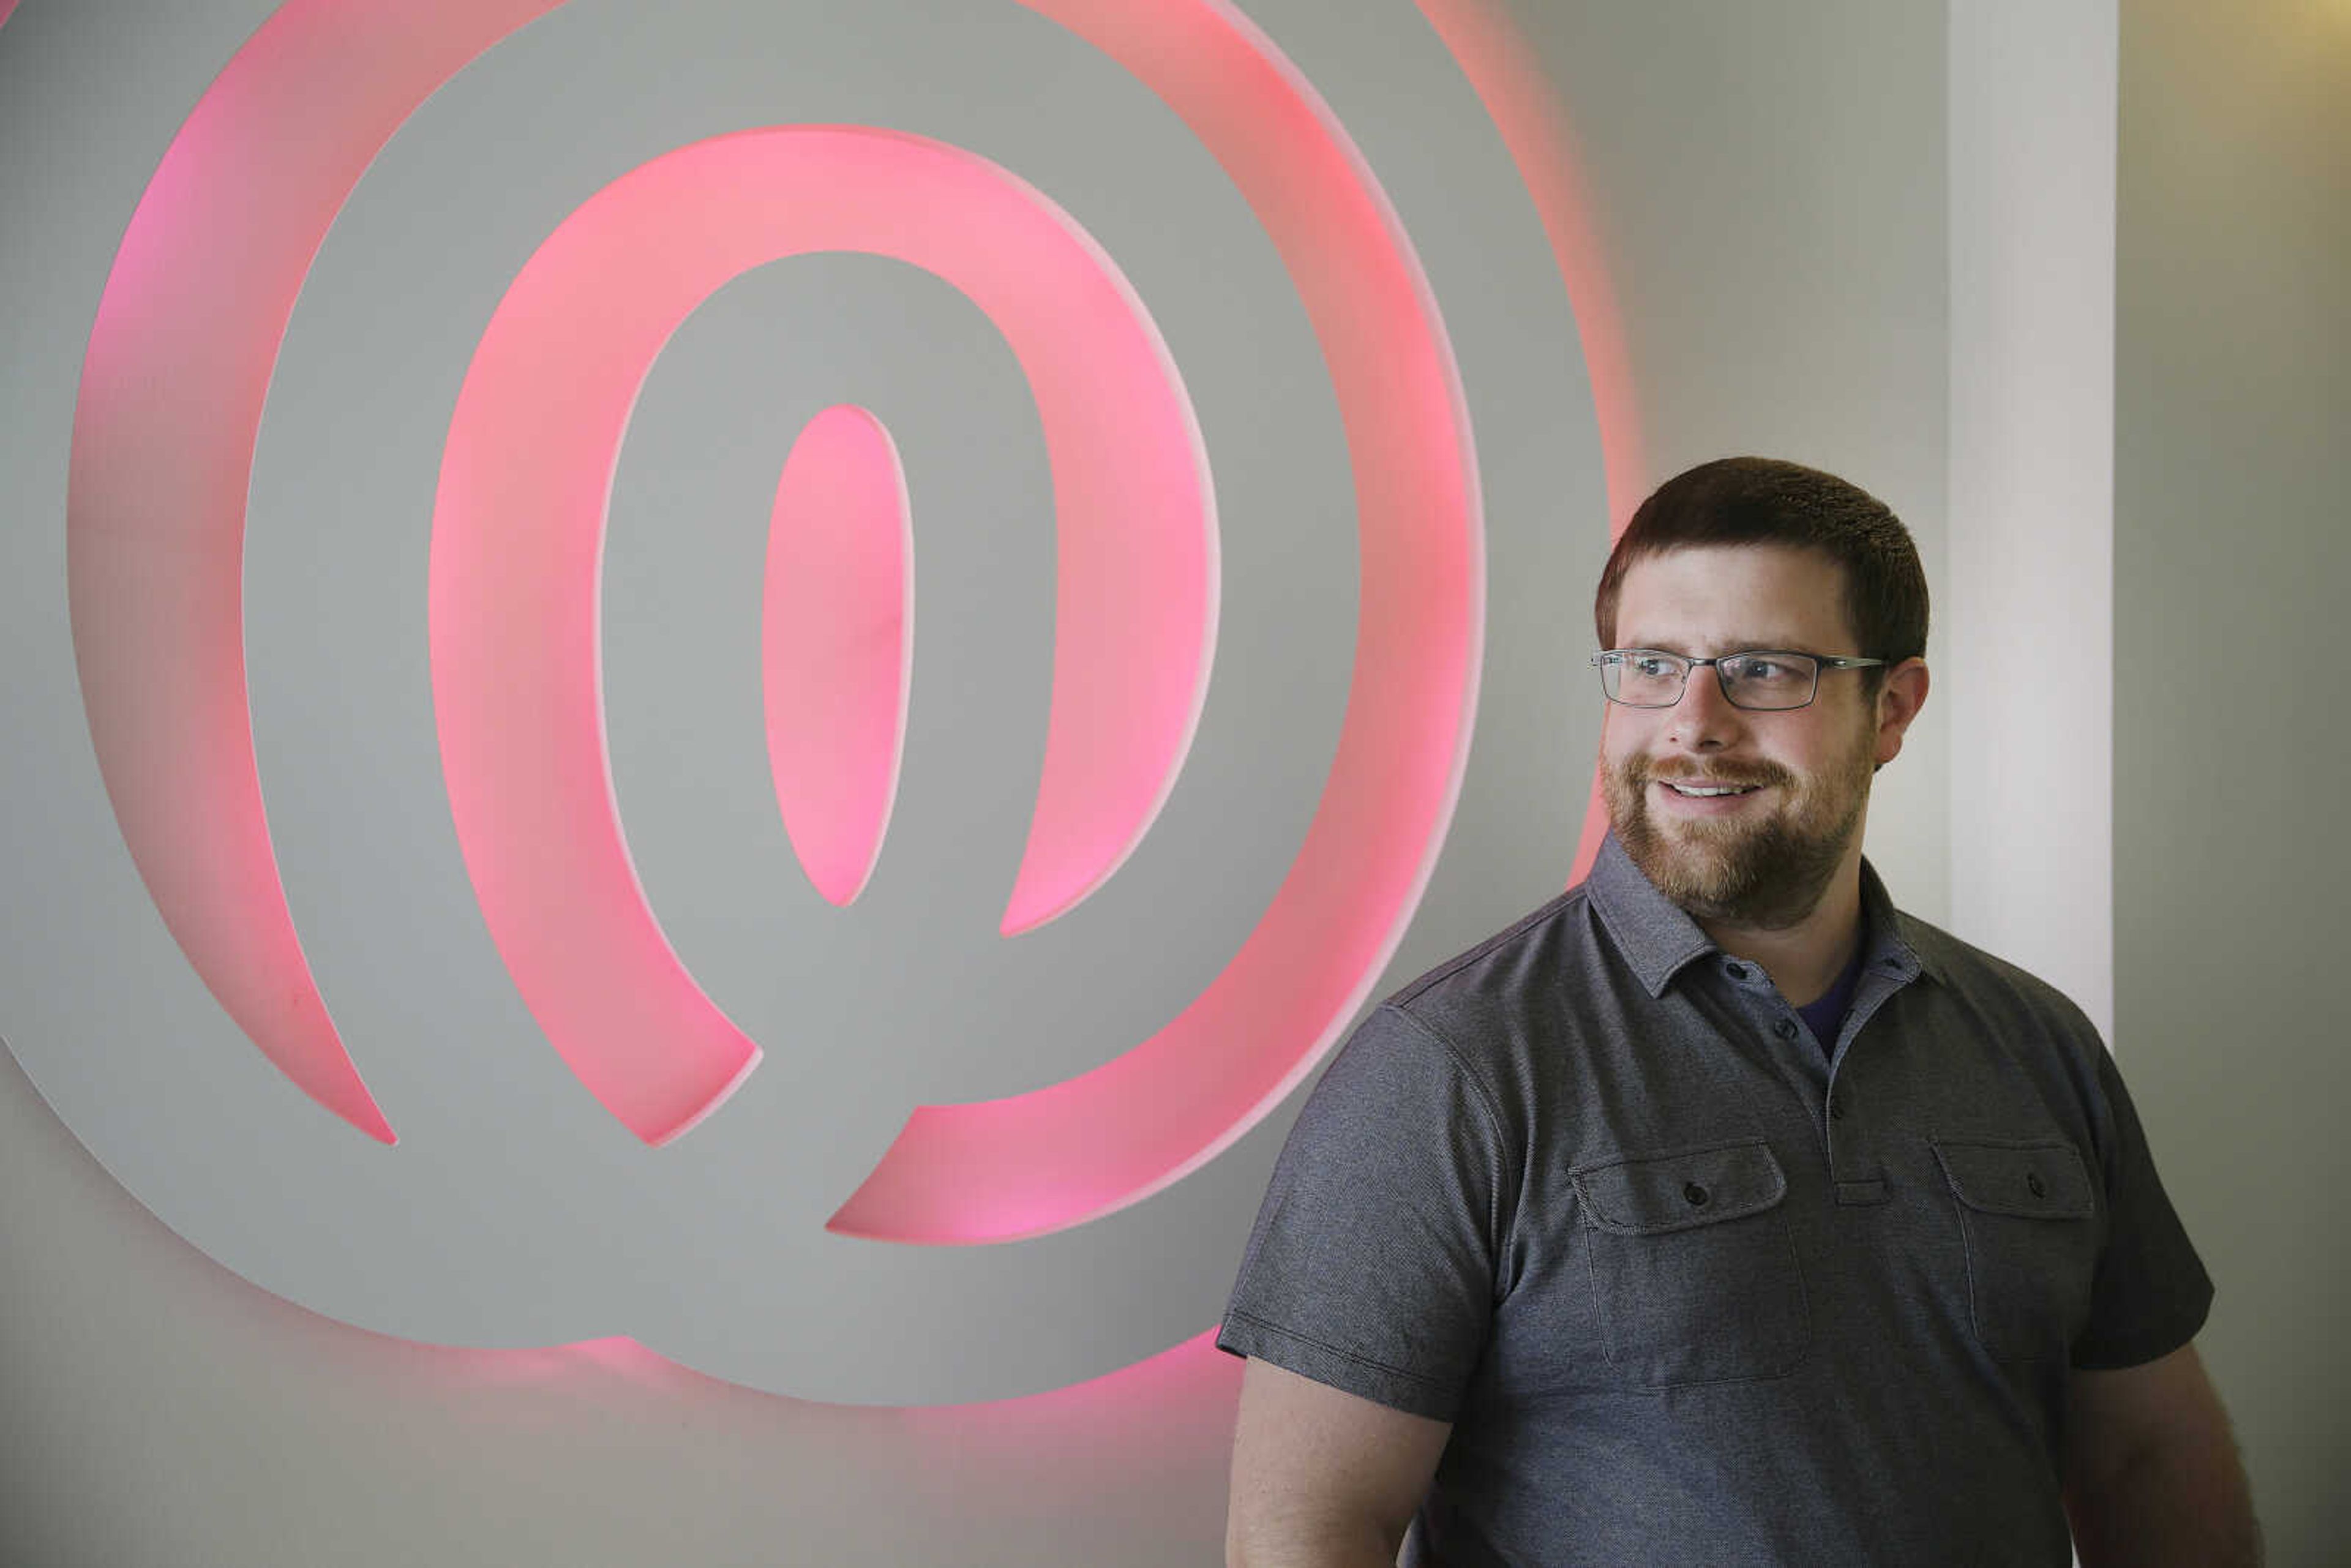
[1710,959,1834,1178]
[1826,1078,1886,1202]
[1821,954,1908,1207]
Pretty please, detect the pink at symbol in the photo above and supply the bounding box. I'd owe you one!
[70,0,1495,1254]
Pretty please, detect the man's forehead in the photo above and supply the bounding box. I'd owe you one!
[1611,544,1853,651]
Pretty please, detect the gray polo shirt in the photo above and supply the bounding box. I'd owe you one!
[1218,836,2211,1567]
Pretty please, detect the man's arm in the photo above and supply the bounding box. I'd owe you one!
[1226,1357,1452,1568]
[2062,1341,2260,1567]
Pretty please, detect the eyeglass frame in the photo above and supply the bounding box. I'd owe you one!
[1589,648,1888,711]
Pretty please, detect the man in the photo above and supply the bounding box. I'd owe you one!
[1217,458,2258,1566]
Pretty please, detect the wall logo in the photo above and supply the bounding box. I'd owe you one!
[7,0,1615,1403]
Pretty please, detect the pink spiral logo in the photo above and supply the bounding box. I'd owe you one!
[42,0,1625,1399]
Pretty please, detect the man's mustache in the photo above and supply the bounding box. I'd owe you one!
[1630,758,1796,792]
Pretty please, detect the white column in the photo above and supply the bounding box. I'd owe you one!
[1946,0,2118,1040]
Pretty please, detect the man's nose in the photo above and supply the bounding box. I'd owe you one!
[1667,662,1744,748]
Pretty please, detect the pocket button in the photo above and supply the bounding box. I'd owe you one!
[2026,1171,2045,1199]
[1683,1182,1710,1207]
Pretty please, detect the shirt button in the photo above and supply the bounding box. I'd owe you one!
[1723,962,1751,981]
[1773,1018,1798,1040]
[2027,1171,2046,1198]
[1829,1095,1847,1122]
[1683,1182,1710,1207]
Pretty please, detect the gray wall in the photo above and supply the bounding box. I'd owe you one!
[2115,0,2350,1562]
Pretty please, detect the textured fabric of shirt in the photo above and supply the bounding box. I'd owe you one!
[1217,835,2212,1567]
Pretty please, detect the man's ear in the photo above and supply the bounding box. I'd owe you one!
[1872,658,1930,767]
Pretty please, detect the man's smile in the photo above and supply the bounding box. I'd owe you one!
[1658,781,1762,798]
[1649,776,1772,817]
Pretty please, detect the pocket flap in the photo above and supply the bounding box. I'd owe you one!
[1572,1139,1788,1236]
[1931,1138,2095,1220]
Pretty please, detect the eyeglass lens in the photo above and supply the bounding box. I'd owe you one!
[1606,651,1819,710]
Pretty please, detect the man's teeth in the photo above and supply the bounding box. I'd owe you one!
[1665,782,1759,797]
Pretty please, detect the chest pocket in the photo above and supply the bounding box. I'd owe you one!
[1570,1138,1809,1387]
[1930,1136,2100,1362]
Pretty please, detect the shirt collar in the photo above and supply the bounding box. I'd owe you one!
[1588,835,1715,997]
[1588,831,1938,997]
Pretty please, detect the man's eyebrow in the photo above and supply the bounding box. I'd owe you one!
[1616,637,1815,655]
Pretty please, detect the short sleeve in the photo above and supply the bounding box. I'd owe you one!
[1216,1004,1508,1421]
[2071,1043,2214,1369]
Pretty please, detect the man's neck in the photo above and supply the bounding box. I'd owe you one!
[1695,861,1866,1008]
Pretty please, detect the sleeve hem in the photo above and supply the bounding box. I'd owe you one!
[2069,1285,2214,1372]
[1216,1311,1463,1423]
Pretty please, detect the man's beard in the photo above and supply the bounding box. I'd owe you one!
[1603,734,1873,931]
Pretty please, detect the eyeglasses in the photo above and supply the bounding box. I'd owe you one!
[1591,648,1885,711]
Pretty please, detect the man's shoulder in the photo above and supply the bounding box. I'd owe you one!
[1375,884,1602,1038]
[1300,887,1604,1137]
[1889,903,2104,1046]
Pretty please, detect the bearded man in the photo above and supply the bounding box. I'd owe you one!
[1217,458,2259,1567]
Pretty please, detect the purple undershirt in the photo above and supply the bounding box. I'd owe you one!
[1794,939,1869,1056]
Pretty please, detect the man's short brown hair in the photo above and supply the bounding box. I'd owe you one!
[1592,457,1929,681]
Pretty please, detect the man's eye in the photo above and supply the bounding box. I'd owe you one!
[1630,655,1677,678]
[1737,658,1785,680]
